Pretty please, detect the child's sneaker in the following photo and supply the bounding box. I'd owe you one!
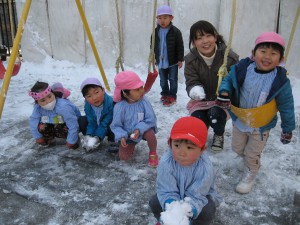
[160,96,168,102]
[211,134,224,152]
[148,152,159,167]
[163,97,176,107]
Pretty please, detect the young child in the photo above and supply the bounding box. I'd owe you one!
[184,20,239,152]
[79,77,114,152]
[110,70,159,167]
[28,81,81,149]
[152,5,184,106]
[217,32,295,194]
[149,116,222,225]
[51,82,71,99]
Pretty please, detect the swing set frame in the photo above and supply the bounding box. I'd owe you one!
[0,0,110,120]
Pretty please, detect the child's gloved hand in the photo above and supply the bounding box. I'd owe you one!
[189,86,206,100]
[216,94,231,109]
[280,132,292,144]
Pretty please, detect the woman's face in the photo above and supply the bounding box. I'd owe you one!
[193,31,217,57]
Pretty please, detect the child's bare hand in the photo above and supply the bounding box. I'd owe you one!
[178,61,183,69]
[121,138,128,147]
[130,130,140,140]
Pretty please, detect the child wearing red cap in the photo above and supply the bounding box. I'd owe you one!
[110,71,158,167]
[149,116,222,225]
[217,32,295,194]
[29,81,81,149]
[79,77,115,152]
[152,5,184,107]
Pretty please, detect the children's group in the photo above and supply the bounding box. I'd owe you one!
[27,4,295,225]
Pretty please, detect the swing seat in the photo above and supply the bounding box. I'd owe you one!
[0,60,21,79]
[230,99,278,128]
[144,69,158,93]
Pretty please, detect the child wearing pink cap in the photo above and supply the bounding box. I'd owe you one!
[110,71,159,167]
[217,32,295,194]
[28,81,81,149]
[149,116,222,225]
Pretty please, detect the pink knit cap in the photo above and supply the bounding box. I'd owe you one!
[113,71,144,102]
[255,32,285,48]
[51,82,71,99]
[28,85,52,100]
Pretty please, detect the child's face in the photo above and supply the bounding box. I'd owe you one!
[126,86,144,102]
[193,31,217,57]
[171,139,204,166]
[156,15,173,28]
[253,46,282,71]
[37,92,55,106]
[84,87,105,107]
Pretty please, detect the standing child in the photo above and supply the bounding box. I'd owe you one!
[184,20,239,152]
[110,71,158,167]
[29,81,81,149]
[152,5,184,106]
[149,117,222,225]
[217,32,295,194]
[79,77,115,152]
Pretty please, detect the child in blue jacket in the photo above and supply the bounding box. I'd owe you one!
[29,81,81,149]
[149,117,221,225]
[79,77,114,152]
[217,32,295,194]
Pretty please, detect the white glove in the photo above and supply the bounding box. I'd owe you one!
[189,85,206,100]
[160,200,193,225]
[81,135,100,152]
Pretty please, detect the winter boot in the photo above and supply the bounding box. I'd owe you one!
[236,167,257,194]
[211,134,224,152]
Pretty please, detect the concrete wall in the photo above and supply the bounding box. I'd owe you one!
[17,0,300,77]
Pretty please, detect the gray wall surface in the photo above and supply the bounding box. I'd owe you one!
[17,0,300,78]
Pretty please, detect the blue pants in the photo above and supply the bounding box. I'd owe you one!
[159,65,178,99]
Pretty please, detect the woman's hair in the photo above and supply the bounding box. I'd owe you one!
[81,84,103,97]
[253,42,284,60]
[189,20,225,50]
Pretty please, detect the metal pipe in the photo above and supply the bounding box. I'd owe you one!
[0,0,32,120]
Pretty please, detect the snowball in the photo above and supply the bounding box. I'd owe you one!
[87,137,98,147]
[160,199,192,225]
[130,133,135,138]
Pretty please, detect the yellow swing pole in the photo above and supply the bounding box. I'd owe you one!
[216,0,236,94]
[0,0,32,120]
[284,4,300,63]
[75,0,110,91]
